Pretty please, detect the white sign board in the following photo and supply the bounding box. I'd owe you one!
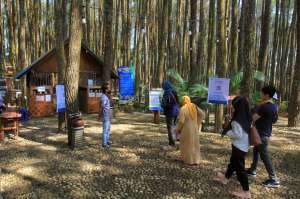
[208,78,230,105]
[45,95,52,102]
[88,79,94,86]
[89,92,95,97]
[149,90,162,111]
[36,95,45,102]
[37,86,46,93]
[56,85,66,112]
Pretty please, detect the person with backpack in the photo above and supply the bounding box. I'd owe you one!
[247,85,280,188]
[161,80,180,148]
[214,96,252,199]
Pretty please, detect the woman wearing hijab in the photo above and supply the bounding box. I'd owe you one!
[214,96,252,199]
[176,96,204,165]
[161,80,180,147]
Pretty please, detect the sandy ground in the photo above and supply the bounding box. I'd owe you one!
[0,112,299,199]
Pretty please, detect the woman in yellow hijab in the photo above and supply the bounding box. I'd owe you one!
[176,96,205,165]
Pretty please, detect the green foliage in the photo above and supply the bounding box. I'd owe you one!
[230,72,243,94]
[251,91,261,105]
[166,69,208,100]
[279,101,288,113]
[229,70,265,95]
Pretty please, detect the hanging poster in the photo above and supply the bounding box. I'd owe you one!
[149,89,162,111]
[37,86,46,93]
[36,95,45,102]
[89,92,95,97]
[45,95,52,102]
[56,85,65,112]
[88,79,94,87]
[208,78,230,105]
[118,66,134,101]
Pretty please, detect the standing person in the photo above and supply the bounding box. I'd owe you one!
[161,80,180,147]
[99,84,111,149]
[214,96,252,199]
[247,85,280,188]
[176,96,204,165]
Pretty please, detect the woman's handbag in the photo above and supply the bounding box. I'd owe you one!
[250,126,262,146]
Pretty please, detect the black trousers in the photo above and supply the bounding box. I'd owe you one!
[225,145,249,191]
[250,136,277,180]
[166,116,176,146]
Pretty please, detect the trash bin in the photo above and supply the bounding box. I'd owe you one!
[68,112,85,149]
[70,126,84,149]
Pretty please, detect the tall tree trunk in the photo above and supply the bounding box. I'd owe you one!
[154,0,168,87]
[18,0,27,97]
[45,0,50,51]
[207,0,215,82]
[0,0,4,75]
[270,0,280,85]
[240,0,256,98]
[229,0,238,75]
[288,0,300,127]
[257,0,271,90]
[126,0,131,66]
[102,0,114,84]
[215,0,228,133]
[286,5,297,99]
[167,0,173,69]
[65,0,82,144]
[189,0,198,85]
[196,0,205,83]
[55,0,67,132]
[5,0,16,67]
[238,0,245,72]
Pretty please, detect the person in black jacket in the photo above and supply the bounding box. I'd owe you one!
[247,85,280,188]
[161,80,180,147]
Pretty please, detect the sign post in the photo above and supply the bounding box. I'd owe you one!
[149,89,162,124]
[118,66,134,103]
[56,85,66,113]
[207,78,230,105]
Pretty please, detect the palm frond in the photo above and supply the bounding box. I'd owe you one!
[230,71,243,94]
[166,68,185,85]
[189,84,208,97]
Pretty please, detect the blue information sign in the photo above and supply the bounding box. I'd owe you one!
[118,66,134,100]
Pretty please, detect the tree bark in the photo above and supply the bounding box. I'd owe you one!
[229,0,238,75]
[270,0,280,85]
[18,0,27,97]
[215,0,228,133]
[196,0,206,83]
[240,0,256,98]
[102,0,114,84]
[189,0,198,85]
[154,0,168,87]
[288,0,300,127]
[0,0,4,75]
[55,0,67,132]
[238,0,245,71]
[257,0,271,90]
[65,0,82,144]
[207,0,215,82]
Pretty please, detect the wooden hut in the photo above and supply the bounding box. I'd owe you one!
[15,41,117,117]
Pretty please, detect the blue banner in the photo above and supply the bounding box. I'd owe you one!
[56,85,66,112]
[118,66,134,100]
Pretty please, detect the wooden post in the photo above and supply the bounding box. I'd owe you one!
[154,110,160,124]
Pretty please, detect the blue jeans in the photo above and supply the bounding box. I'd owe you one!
[102,120,111,146]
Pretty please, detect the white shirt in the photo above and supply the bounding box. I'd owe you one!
[227,121,250,152]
